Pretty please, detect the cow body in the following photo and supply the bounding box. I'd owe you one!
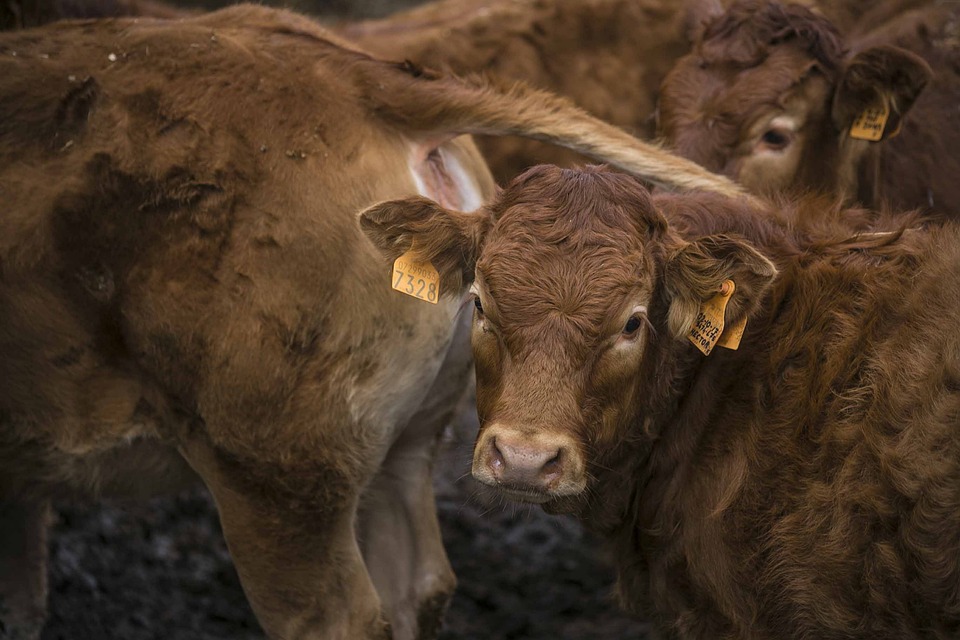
[362,165,960,639]
[658,0,960,215]
[0,6,741,638]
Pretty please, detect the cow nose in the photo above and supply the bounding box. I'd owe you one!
[472,425,586,497]
[489,433,563,486]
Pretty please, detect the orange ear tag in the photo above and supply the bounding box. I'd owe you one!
[849,100,890,142]
[392,246,440,304]
[688,280,737,356]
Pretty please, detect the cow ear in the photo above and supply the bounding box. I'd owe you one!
[359,195,492,294]
[832,45,931,141]
[664,235,777,340]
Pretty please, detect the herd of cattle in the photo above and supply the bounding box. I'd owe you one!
[0,0,958,638]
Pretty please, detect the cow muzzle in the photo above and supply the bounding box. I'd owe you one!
[471,425,586,502]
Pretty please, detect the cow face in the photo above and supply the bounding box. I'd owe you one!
[658,1,930,201]
[361,165,776,514]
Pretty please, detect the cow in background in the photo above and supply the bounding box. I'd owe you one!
[658,0,960,214]
[0,5,740,639]
[361,163,960,639]
[340,0,939,184]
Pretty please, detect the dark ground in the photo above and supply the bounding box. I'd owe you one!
[40,414,652,640]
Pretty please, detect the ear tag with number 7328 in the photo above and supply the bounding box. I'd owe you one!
[392,247,440,304]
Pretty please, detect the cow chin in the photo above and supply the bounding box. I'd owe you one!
[472,479,584,515]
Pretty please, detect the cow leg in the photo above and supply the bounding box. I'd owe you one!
[358,433,455,640]
[358,310,473,640]
[0,500,50,640]
[179,438,388,640]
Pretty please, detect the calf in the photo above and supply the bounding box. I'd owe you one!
[0,5,739,639]
[658,0,960,214]
[362,163,960,639]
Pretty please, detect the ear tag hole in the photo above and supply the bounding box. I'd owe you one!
[392,244,440,304]
[688,279,745,355]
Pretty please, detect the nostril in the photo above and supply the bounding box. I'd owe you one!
[540,449,563,480]
[489,436,505,474]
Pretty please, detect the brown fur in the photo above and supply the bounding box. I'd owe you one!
[658,0,960,215]
[0,5,753,638]
[339,0,704,182]
[361,164,960,639]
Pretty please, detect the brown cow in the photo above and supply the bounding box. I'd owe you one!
[0,5,741,640]
[361,163,960,639]
[340,0,936,184]
[658,0,960,214]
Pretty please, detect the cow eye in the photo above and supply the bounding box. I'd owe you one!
[474,296,484,315]
[760,129,791,150]
[622,315,643,337]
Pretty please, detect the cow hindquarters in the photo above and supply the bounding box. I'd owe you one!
[0,500,51,640]
[358,310,472,639]
[179,437,389,640]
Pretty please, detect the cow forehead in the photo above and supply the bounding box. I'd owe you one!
[663,46,826,146]
[477,217,653,341]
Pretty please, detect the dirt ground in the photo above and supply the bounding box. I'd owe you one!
[39,408,651,640]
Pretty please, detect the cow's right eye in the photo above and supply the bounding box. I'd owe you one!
[474,296,484,315]
[760,129,791,151]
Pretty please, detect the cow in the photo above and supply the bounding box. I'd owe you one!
[0,5,742,639]
[360,162,960,639]
[339,0,937,185]
[657,0,960,214]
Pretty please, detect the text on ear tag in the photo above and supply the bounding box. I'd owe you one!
[392,249,440,304]
[688,280,735,356]
[849,101,890,141]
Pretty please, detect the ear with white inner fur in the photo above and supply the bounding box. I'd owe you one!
[664,235,778,340]
[832,45,931,141]
[359,195,492,295]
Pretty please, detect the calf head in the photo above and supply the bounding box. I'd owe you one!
[658,0,931,202]
[361,165,776,514]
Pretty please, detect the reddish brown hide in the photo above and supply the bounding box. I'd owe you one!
[362,163,960,639]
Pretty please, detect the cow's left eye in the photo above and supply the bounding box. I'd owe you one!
[622,315,643,337]
[474,296,484,316]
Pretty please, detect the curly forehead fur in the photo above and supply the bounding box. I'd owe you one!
[697,0,846,71]
[477,166,665,344]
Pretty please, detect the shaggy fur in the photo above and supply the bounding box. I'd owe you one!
[658,0,960,215]
[361,164,960,639]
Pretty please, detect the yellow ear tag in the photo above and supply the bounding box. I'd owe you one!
[688,280,735,356]
[392,247,440,304]
[849,100,890,141]
[716,315,747,351]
